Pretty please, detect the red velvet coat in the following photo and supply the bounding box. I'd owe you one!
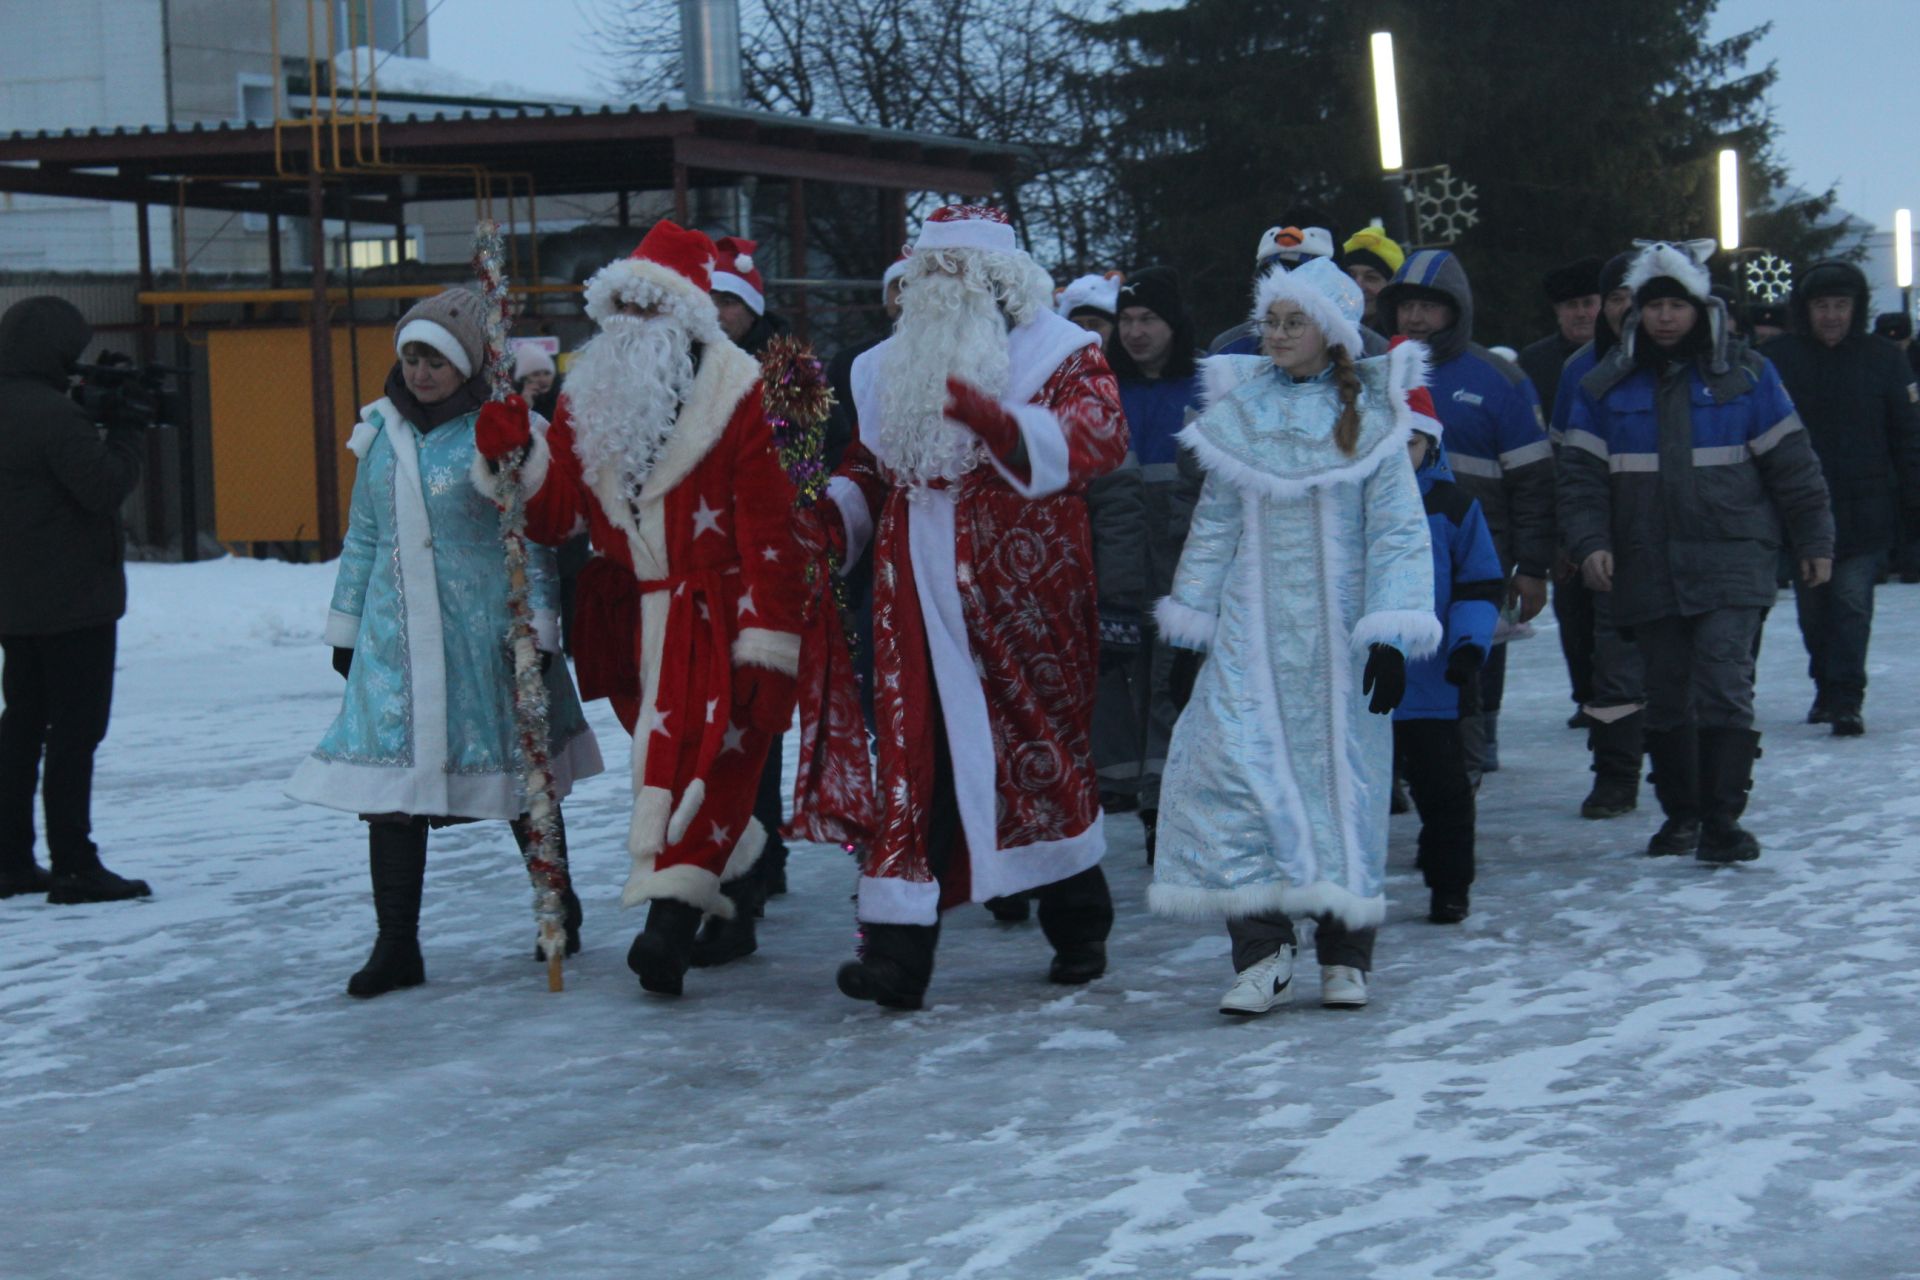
[518,339,806,917]
[830,317,1128,925]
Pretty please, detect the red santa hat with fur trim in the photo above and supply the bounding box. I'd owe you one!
[913,204,1019,254]
[582,219,723,342]
[710,235,766,316]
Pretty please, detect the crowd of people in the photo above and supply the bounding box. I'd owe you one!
[3,199,1916,1023]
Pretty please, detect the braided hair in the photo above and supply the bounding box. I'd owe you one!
[1329,345,1362,456]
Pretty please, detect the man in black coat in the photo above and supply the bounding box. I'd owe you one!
[0,296,151,901]
[1762,263,1920,735]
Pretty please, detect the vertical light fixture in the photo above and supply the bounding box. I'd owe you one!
[1370,32,1403,171]
[1895,208,1914,289]
[1717,149,1741,251]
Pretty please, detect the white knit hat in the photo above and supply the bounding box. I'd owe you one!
[511,343,556,380]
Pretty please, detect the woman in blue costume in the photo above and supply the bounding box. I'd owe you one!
[1150,258,1439,1016]
[287,290,603,998]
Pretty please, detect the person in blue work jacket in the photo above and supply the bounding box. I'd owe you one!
[1379,249,1556,785]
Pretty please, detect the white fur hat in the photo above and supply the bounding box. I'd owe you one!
[1056,272,1121,320]
[1251,256,1365,355]
[1623,238,1716,302]
[511,343,555,380]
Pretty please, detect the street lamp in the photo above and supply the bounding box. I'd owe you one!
[1371,32,1409,243]
[1897,208,1913,313]
[1718,149,1741,252]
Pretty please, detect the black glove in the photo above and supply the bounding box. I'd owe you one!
[1169,649,1202,712]
[1444,644,1484,718]
[331,646,353,680]
[1361,644,1405,715]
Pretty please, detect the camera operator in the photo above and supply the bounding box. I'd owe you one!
[0,295,152,902]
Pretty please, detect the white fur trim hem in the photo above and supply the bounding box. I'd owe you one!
[733,628,802,675]
[324,610,362,648]
[857,876,942,925]
[395,318,474,377]
[1147,880,1387,931]
[1154,597,1218,650]
[621,862,725,914]
[285,728,602,822]
[1350,609,1445,661]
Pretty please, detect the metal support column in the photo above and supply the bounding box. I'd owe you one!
[787,177,809,340]
[307,171,340,556]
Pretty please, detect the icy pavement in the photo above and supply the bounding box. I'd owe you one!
[5,560,1920,1279]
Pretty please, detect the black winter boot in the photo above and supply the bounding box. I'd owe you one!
[1697,727,1762,864]
[760,842,789,897]
[0,858,52,899]
[347,820,427,998]
[46,842,152,904]
[626,898,704,996]
[689,870,765,968]
[511,812,581,959]
[984,895,1031,923]
[1037,865,1113,984]
[1580,714,1643,820]
[837,922,937,1010]
[1643,727,1701,857]
[1140,809,1157,866]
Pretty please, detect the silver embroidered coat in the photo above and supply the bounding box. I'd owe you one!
[1148,347,1441,929]
[286,398,603,820]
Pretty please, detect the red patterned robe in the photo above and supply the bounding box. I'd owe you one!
[510,339,807,919]
[828,312,1129,925]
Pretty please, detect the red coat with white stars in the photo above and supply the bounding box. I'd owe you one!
[831,318,1129,926]
[518,339,806,918]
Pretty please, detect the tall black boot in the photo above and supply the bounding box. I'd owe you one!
[626,897,704,996]
[1140,809,1157,866]
[1036,865,1113,984]
[1642,726,1700,857]
[512,811,581,960]
[837,921,938,1010]
[1697,727,1762,864]
[689,868,765,968]
[1580,713,1643,820]
[347,819,428,998]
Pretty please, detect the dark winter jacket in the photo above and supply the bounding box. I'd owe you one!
[1396,444,1503,722]
[1558,312,1835,627]
[0,296,145,636]
[1759,261,1920,557]
[1379,250,1556,579]
[1087,452,1148,650]
[1518,331,1582,426]
[1119,371,1205,601]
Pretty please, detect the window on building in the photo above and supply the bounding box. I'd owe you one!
[334,234,421,271]
[336,0,407,53]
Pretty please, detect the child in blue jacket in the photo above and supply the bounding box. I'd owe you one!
[1393,425,1504,923]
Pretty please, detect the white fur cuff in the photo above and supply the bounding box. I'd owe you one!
[988,403,1071,499]
[733,627,802,675]
[467,429,552,507]
[1155,597,1219,650]
[1350,609,1445,661]
[324,610,362,648]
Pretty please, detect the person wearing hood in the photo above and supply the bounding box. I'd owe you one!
[1558,240,1834,865]
[1761,260,1920,735]
[1211,226,1390,357]
[1108,266,1205,862]
[0,296,151,903]
[1151,257,1439,1015]
[1379,250,1555,783]
[1394,375,1503,925]
[1548,251,1651,821]
[288,288,604,996]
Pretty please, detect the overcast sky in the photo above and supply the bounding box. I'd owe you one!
[430,0,1918,231]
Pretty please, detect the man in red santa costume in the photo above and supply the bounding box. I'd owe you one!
[474,219,806,999]
[824,205,1130,1011]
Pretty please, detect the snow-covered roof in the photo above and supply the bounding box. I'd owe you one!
[330,48,624,112]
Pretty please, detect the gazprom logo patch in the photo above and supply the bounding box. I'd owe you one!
[1451,389,1485,406]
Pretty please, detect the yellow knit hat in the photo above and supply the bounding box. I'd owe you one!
[1341,227,1406,276]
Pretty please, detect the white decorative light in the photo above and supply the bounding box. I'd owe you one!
[1718,149,1741,252]
[1896,209,1913,289]
[1371,33,1403,172]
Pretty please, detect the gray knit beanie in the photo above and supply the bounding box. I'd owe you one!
[394,288,489,378]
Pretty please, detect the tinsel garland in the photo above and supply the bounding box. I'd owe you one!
[758,335,850,636]
[472,220,571,987]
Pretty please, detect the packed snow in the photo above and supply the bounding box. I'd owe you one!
[5,559,1920,1279]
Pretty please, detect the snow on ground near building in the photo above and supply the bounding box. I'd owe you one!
[6,560,1920,1279]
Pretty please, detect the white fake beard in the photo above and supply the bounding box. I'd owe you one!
[875,271,1013,487]
[563,312,695,495]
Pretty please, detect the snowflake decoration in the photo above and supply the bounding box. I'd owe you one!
[1406,165,1479,246]
[1741,252,1795,304]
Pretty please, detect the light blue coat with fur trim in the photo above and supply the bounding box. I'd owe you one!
[1150,346,1440,929]
[286,399,602,820]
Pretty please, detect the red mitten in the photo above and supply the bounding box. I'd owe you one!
[943,377,1023,461]
[476,394,532,461]
[737,666,799,735]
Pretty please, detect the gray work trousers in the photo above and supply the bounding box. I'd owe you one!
[1584,588,1646,714]
[1635,607,1764,732]
[1228,912,1376,974]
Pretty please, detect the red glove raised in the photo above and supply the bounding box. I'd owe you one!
[476,394,532,461]
[943,377,1023,462]
[736,666,798,735]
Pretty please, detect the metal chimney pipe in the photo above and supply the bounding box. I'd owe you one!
[680,0,744,107]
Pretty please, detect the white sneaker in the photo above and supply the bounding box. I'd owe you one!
[1219,946,1295,1016]
[1321,965,1369,1009]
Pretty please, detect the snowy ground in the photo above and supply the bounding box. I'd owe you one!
[5,560,1920,1280]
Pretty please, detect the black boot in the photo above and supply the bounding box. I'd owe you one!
[1580,714,1643,820]
[0,858,52,899]
[1037,865,1112,984]
[760,842,788,897]
[626,898,703,996]
[1643,727,1701,857]
[1829,699,1865,738]
[512,813,581,959]
[1697,727,1762,864]
[689,869,765,968]
[1428,888,1470,924]
[347,820,427,998]
[984,895,1031,923]
[837,921,937,1010]
[1140,809,1157,866]
[46,842,152,904]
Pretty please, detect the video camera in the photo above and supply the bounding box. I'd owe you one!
[70,352,191,430]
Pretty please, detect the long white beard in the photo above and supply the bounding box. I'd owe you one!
[562,313,695,495]
[875,271,1012,487]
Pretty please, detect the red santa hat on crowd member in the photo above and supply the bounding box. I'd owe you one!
[912,204,1019,255]
[1389,337,1444,440]
[582,218,723,341]
[709,235,766,316]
